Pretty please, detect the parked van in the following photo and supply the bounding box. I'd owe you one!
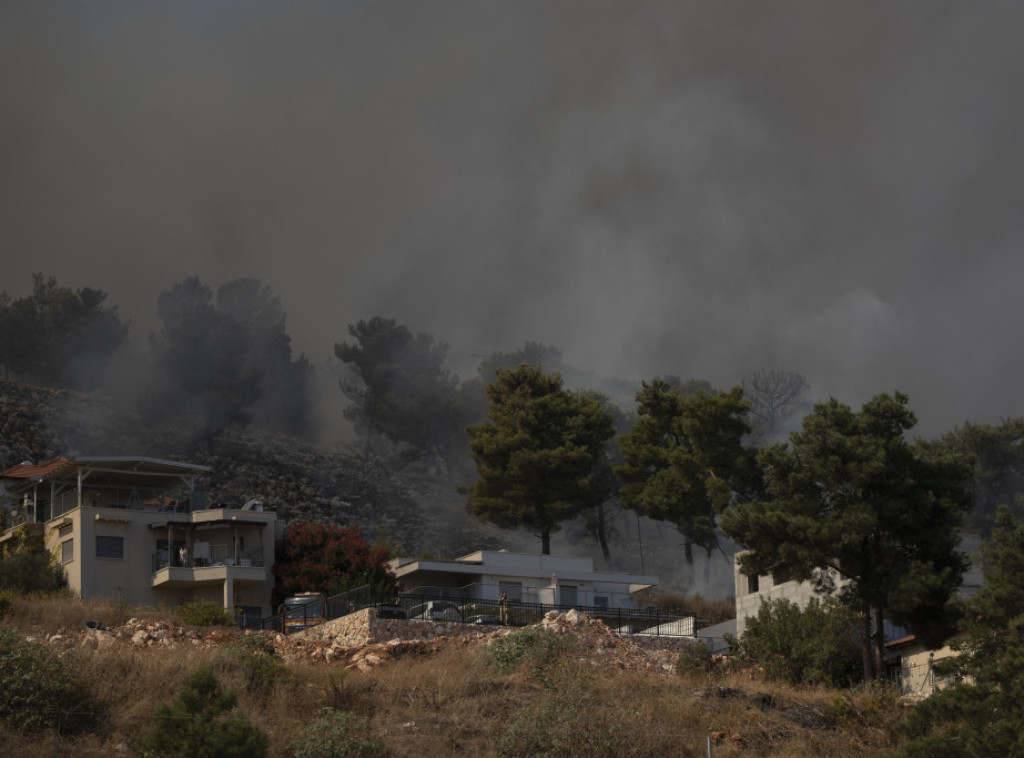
[281,592,326,633]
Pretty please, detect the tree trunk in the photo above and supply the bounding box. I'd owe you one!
[595,504,612,565]
[541,530,551,555]
[874,605,886,682]
[861,603,874,682]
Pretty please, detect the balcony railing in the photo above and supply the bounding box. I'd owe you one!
[49,486,205,520]
[152,544,265,572]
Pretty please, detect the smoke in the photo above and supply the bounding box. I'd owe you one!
[3,1,1024,443]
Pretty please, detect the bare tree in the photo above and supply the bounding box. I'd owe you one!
[741,368,809,441]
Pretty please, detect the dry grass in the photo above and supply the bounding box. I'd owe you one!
[0,595,909,757]
[643,589,737,626]
[4,592,174,634]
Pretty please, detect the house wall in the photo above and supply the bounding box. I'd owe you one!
[734,560,824,636]
[392,550,655,610]
[45,506,278,615]
[897,641,961,698]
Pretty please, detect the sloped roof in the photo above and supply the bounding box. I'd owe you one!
[1,456,208,492]
[0,457,71,480]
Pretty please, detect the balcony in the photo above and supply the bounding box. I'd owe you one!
[151,544,266,588]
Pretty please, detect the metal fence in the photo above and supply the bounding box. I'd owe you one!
[241,585,696,638]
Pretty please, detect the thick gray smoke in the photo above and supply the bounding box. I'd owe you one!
[3,2,1024,438]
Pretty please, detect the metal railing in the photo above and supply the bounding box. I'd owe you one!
[152,545,265,572]
[403,581,646,611]
[241,585,696,638]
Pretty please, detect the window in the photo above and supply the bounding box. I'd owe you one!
[61,539,74,565]
[746,573,759,594]
[96,535,124,560]
[594,595,609,609]
[772,567,791,585]
[58,523,73,538]
[560,585,578,607]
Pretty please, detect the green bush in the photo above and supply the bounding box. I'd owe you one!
[226,632,291,694]
[136,666,268,758]
[290,708,389,758]
[0,589,12,617]
[735,597,862,687]
[0,626,91,733]
[674,639,715,675]
[488,626,574,675]
[0,546,66,594]
[177,600,236,627]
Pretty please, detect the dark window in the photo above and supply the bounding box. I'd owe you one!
[746,573,759,594]
[96,535,124,560]
[61,539,74,565]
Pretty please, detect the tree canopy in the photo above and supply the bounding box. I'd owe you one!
[616,380,755,563]
[0,274,128,390]
[722,392,974,680]
[335,316,465,478]
[919,417,1024,531]
[898,506,1024,757]
[143,277,310,439]
[464,364,615,554]
[273,522,397,602]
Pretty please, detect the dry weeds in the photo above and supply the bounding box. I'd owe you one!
[0,597,908,757]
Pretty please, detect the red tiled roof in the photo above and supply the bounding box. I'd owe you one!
[0,457,71,479]
[885,635,918,649]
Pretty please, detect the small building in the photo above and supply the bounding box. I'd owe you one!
[0,456,281,619]
[886,634,964,698]
[390,549,658,610]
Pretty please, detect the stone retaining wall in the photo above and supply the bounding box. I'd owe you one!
[297,607,702,655]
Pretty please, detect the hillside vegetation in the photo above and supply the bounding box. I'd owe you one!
[0,593,909,758]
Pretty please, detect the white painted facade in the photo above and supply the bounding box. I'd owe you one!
[390,550,658,610]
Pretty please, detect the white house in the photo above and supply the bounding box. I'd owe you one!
[390,549,658,610]
[0,456,282,619]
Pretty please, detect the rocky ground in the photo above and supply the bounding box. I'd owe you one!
[38,609,686,674]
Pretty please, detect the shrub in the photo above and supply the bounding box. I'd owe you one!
[290,707,389,758]
[0,626,91,733]
[0,544,66,598]
[177,600,236,627]
[674,639,715,675]
[488,626,574,675]
[226,632,291,694]
[0,589,12,617]
[735,597,862,686]
[136,666,268,758]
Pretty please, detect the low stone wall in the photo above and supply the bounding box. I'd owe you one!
[297,607,493,647]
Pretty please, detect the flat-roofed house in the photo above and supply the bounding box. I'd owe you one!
[0,456,281,619]
[390,549,658,610]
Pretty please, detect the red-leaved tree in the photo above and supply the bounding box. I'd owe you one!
[272,523,397,604]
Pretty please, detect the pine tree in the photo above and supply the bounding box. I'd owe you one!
[464,365,615,554]
[722,392,973,680]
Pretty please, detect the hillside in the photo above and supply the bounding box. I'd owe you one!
[0,380,506,556]
[0,594,908,757]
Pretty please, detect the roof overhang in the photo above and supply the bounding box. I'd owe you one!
[5,457,209,494]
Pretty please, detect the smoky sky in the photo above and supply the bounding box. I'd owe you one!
[3,1,1023,438]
